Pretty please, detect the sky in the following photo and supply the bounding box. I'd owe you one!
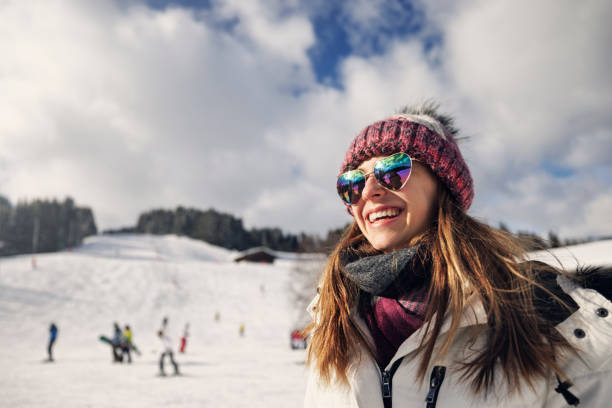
[1,0,611,239]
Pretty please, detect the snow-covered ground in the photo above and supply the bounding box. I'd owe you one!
[0,234,318,407]
[529,239,612,270]
[0,234,610,407]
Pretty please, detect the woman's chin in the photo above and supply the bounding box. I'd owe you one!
[366,233,413,252]
[370,236,409,252]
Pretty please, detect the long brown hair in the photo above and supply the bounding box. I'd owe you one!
[306,187,574,395]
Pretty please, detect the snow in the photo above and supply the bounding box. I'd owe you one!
[529,239,612,270]
[0,234,315,407]
[1,234,610,407]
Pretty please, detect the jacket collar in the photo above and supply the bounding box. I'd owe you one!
[307,287,489,371]
[350,292,488,370]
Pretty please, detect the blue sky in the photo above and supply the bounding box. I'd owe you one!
[141,0,427,88]
[305,1,426,88]
[1,0,611,239]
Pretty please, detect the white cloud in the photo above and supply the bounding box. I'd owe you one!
[209,0,315,64]
[441,0,612,161]
[471,170,610,236]
[421,0,612,236]
[0,1,313,231]
[565,127,612,169]
[580,193,612,237]
[0,0,610,240]
[242,180,347,232]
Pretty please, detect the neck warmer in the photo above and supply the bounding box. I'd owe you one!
[341,246,429,297]
[341,247,430,367]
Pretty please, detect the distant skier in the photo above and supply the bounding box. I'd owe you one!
[290,329,307,350]
[112,322,123,362]
[121,325,133,363]
[179,323,189,353]
[159,316,169,336]
[158,330,179,376]
[239,323,245,337]
[47,323,58,361]
[161,316,168,332]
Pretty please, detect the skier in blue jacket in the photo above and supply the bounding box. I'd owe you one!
[48,323,58,361]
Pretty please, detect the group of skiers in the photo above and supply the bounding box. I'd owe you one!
[111,322,136,363]
[108,317,188,376]
[46,317,189,374]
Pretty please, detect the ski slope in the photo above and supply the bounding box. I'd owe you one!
[529,239,612,270]
[0,234,318,407]
[0,234,610,407]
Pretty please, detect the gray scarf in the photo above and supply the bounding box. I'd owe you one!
[340,246,428,297]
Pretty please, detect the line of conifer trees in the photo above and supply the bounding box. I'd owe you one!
[0,196,97,256]
[121,206,343,253]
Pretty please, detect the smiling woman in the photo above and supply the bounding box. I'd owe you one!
[304,102,612,407]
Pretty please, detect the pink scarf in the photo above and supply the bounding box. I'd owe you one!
[361,286,428,368]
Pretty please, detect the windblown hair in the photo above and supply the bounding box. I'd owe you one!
[306,186,575,395]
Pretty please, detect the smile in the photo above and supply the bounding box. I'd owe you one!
[367,207,401,223]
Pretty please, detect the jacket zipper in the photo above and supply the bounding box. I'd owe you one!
[380,357,405,408]
[381,370,392,407]
[425,366,446,408]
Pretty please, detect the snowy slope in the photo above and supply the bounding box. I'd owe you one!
[0,234,317,408]
[1,235,610,407]
[529,239,612,270]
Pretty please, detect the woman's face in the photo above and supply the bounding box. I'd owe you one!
[351,156,439,252]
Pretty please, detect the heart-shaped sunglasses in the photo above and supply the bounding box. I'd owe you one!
[336,152,413,205]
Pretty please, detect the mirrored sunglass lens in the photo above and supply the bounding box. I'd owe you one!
[337,170,365,204]
[374,153,412,190]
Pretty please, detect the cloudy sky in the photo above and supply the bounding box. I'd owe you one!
[1,0,611,239]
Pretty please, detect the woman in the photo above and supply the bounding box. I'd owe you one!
[304,103,611,407]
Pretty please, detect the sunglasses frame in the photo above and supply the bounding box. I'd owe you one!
[337,152,415,206]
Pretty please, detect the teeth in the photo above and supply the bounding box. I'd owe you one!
[368,209,400,222]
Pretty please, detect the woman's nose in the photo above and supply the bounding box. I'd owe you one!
[361,175,384,201]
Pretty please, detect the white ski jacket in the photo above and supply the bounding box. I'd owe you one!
[304,274,612,407]
[160,333,173,353]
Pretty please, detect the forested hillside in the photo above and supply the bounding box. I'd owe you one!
[0,196,97,256]
[131,206,344,252]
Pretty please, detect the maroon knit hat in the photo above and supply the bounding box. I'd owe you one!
[340,113,474,211]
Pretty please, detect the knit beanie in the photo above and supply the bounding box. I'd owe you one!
[340,113,474,211]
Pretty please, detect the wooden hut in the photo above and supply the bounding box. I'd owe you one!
[234,247,277,263]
